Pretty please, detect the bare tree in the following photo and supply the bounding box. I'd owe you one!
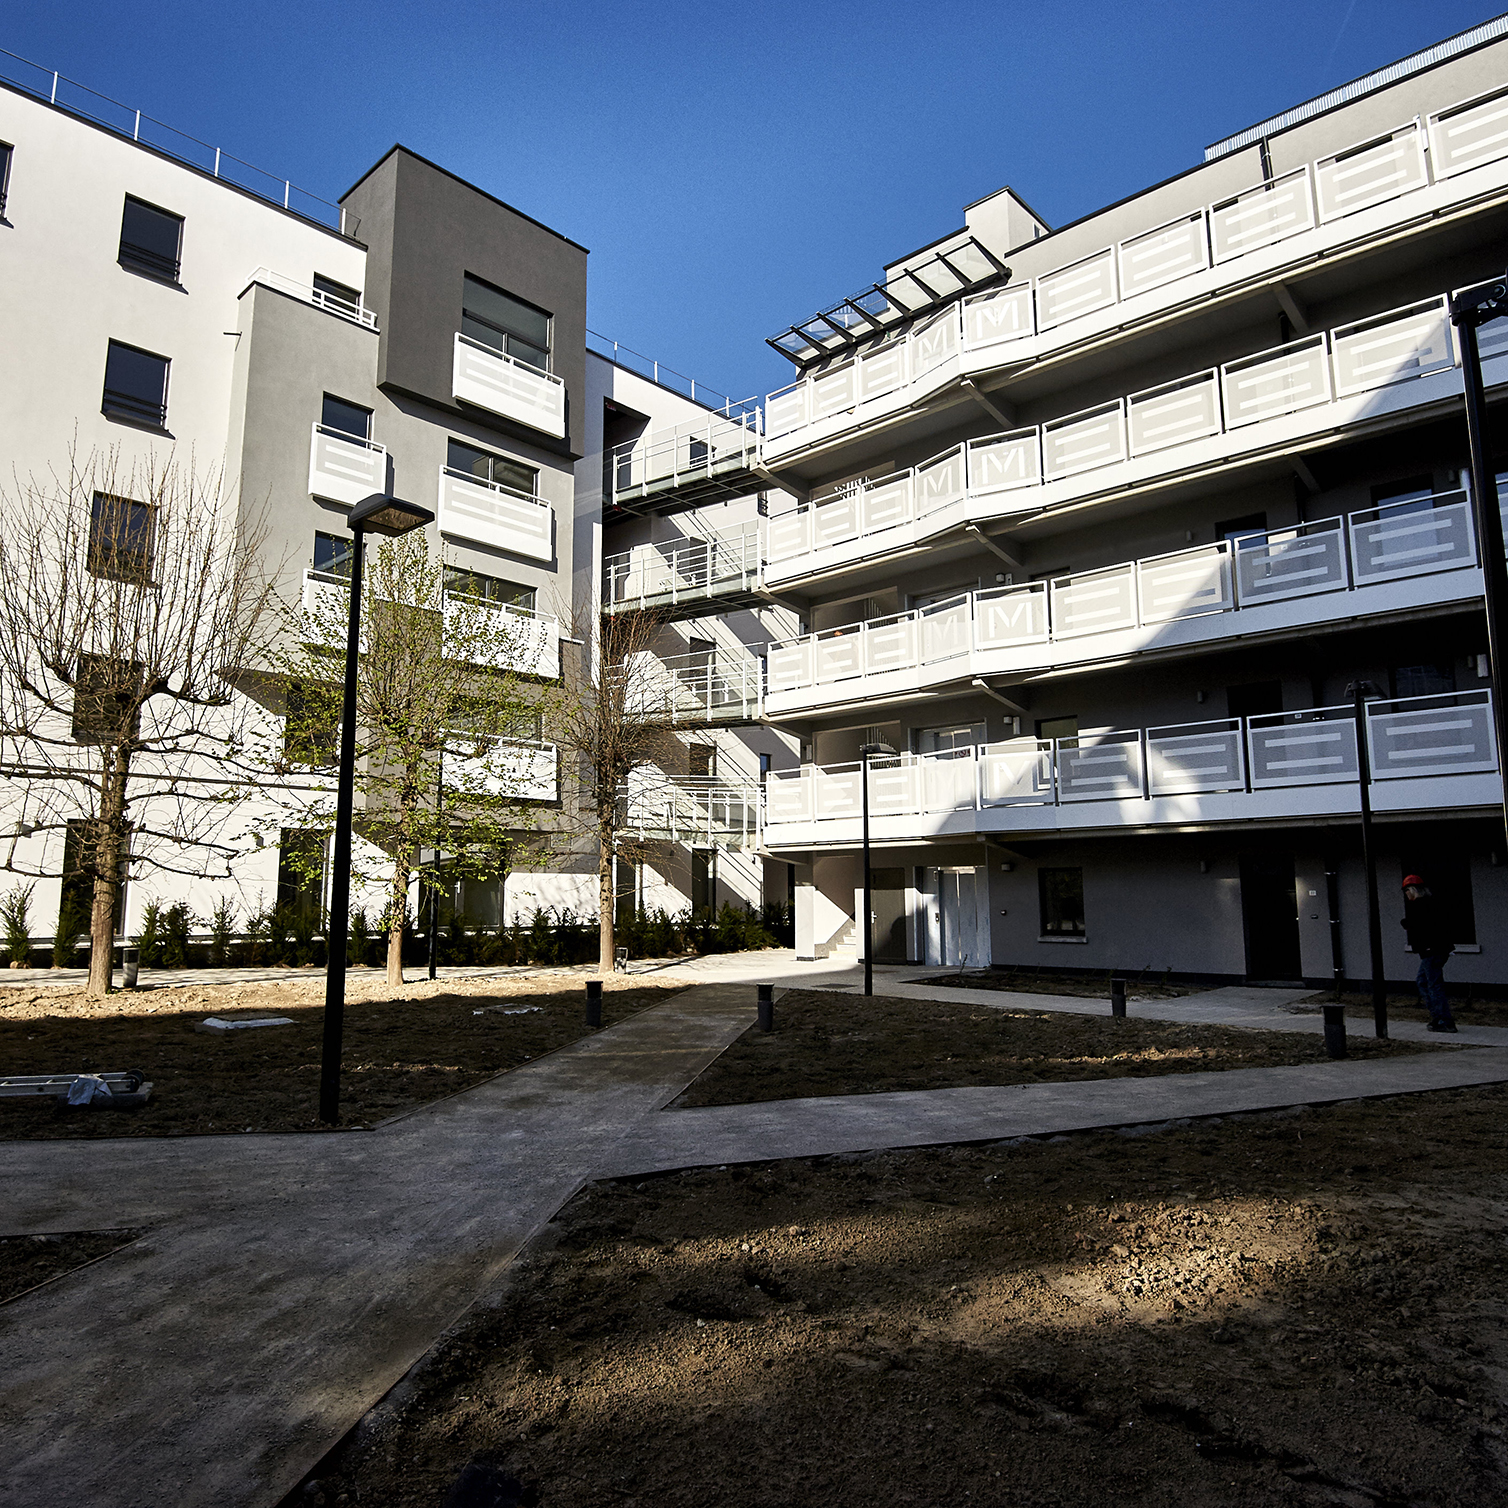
[0,446,282,998]
[553,604,684,971]
[268,532,560,985]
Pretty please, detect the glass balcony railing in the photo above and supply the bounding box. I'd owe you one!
[766,491,1483,705]
[765,292,1481,578]
[764,691,1499,834]
[764,82,1508,447]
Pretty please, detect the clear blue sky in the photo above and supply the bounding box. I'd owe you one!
[6,2,1502,401]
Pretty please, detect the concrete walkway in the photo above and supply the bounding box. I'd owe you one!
[3,958,1507,1508]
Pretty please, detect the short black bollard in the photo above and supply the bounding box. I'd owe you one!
[585,978,603,1030]
[757,983,774,1033]
[1322,1003,1347,1059]
[120,946,140,991]
[1110,977,1126,1017]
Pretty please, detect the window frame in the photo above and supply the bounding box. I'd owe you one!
[71,653,143,745]
[445,438,537,498]
[461,273,552,373]
[312,273,362,318]
[88,492,156,584]
[118,194,184,283]
[312,531,354,580]
[102,339,170,428]
[320,393,373,442]
[441,565,536,611]
[0,141,12,217]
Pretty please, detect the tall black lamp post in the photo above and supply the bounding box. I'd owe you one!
[1449,275,1508,842]
[320,491,434,1126]
[858,741,895,997]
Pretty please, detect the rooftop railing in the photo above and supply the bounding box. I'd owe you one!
[246,268,377,328]
[765,290,1485,575]
[764,80,1508,445]
[0,48,357,236]
[587,330,760,420]
[764,690,1499,831]
[766,491,1484,702]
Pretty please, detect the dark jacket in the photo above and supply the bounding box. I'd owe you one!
[1402,890,1455,956]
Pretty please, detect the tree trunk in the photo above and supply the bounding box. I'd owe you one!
[85,757,127,1000]
[598,835,615,973]
[386,852,410,987]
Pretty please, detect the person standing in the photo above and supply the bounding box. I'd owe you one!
[1401,875,1457,1032]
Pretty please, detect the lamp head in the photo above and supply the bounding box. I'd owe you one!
[349,492,434,537]
[859,742,895,756]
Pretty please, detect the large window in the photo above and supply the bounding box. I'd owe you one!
[447,438,536,496]
[1038,866,1085,938]
[442,566,535,611]
[321,393,372,441]
[88,492,155,583]
[102,340,169,427]
[0,142,12,216]
[461,274,550,372]
[118,195,183,282]
[313,531,354,578]
[72,654,141,744]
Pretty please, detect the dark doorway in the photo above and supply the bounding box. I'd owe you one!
[1226,680,1284,719]
[691,850,714,914]
[870,866,908,961]
[1239,852,1302,982]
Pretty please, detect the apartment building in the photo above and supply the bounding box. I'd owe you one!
[606,17,1508,986]
[0,56,585,940]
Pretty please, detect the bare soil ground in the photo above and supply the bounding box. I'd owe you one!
[911,969,1200,1001]
[0,1228,144,1304]
[1296,990,1508,1028]
[671,989,1436,1109]
[296,1083,1508,1508]
[0,972,686,1138]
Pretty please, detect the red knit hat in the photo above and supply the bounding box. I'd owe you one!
[1402,874,1424,888]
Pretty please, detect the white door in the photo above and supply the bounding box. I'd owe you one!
[923,866,979,966]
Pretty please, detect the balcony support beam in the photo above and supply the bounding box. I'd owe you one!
[1290,455,1321,494]
[964,522,1026,577]
[960,378,1016,430]
[1273,282,1310,334]
[972,678,1032,718]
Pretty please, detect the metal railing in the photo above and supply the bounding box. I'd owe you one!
[446,738,559,802]
[308,421,387,505]
[603,525,762,609]
[633,650,763,724]
[765,292,1474,569]
[607,407,763,500]
[766,491,1481,697]
[587,330,758,419]
[621,775,762,847]
[764,691,1499,828]
[247,268,377,328]
[452,334,566,438]
[0,48,357,236]
[436,465,554,563]
[764,81,1508,443]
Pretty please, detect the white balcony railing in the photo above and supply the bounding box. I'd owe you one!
[308,422,387,506]
[436,466,554,562]
[608,405,763,500]
[245,268,378,328]
[765,292,1472,577]
[447,738,558,803]
[765,492,1481,705]
[621,775,762,848]
[764,691,1499,836]
[632,649,763,724]
[764,81,1508,447]
[452,333,566,439]
[603,525,762,610]
[299,571,560,680]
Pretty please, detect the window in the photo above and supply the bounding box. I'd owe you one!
[461,274,550,372]
[1039,867,1085,937]
[0,142,12,217]
[1217,512,1268,549]
[313,531,354,579]
[1035,716,1079,742]
[321,394,371,441]
[276,830,326,925]
[688,743,716,778]
[1393,662,1456,698]
[283,680,337,766]
[442,567,535,610]
[312,273,361,317]
[88,492,155,583]
[1226,682,1283,719]
[758,752,772,783]
[118,195,182,281]
[72,654,141,744]
[102,340,169,426]
[446,438,536,496]
[1372,478,1434,512]
[691,850,715,914]
[917,723,986,754]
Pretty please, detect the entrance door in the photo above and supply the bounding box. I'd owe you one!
[870,867,907,961]
[924,867,978,966]
[1239,852,1302,982]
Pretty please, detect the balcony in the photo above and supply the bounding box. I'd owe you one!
[763,691,1500,849]
[300,571,560,680]
[436,466,554,562]
[308,422,387,506]
[765,492,1486,714]
[763,82,1508,457]
[245,268,378,329]
[634,650,763,725]
[603,525,763,618]
[447,738,559,803]
[763,291,1500,586]
[607,405,763,513]
[452,333,566,439]
[621,775,761,848]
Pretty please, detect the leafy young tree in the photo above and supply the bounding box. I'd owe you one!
[271,532,558,985]
[0,446,282,998]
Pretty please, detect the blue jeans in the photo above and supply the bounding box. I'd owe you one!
[1416,953,1454,1024]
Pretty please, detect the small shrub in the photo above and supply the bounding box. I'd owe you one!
[133,899,165,969]
[161,902,195,968]
[1,882,35,965]
[289,905,320,966]
[348,908,371,968]
[240,905,271,965]
[267,905,293,966]
[208,898,237,966]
